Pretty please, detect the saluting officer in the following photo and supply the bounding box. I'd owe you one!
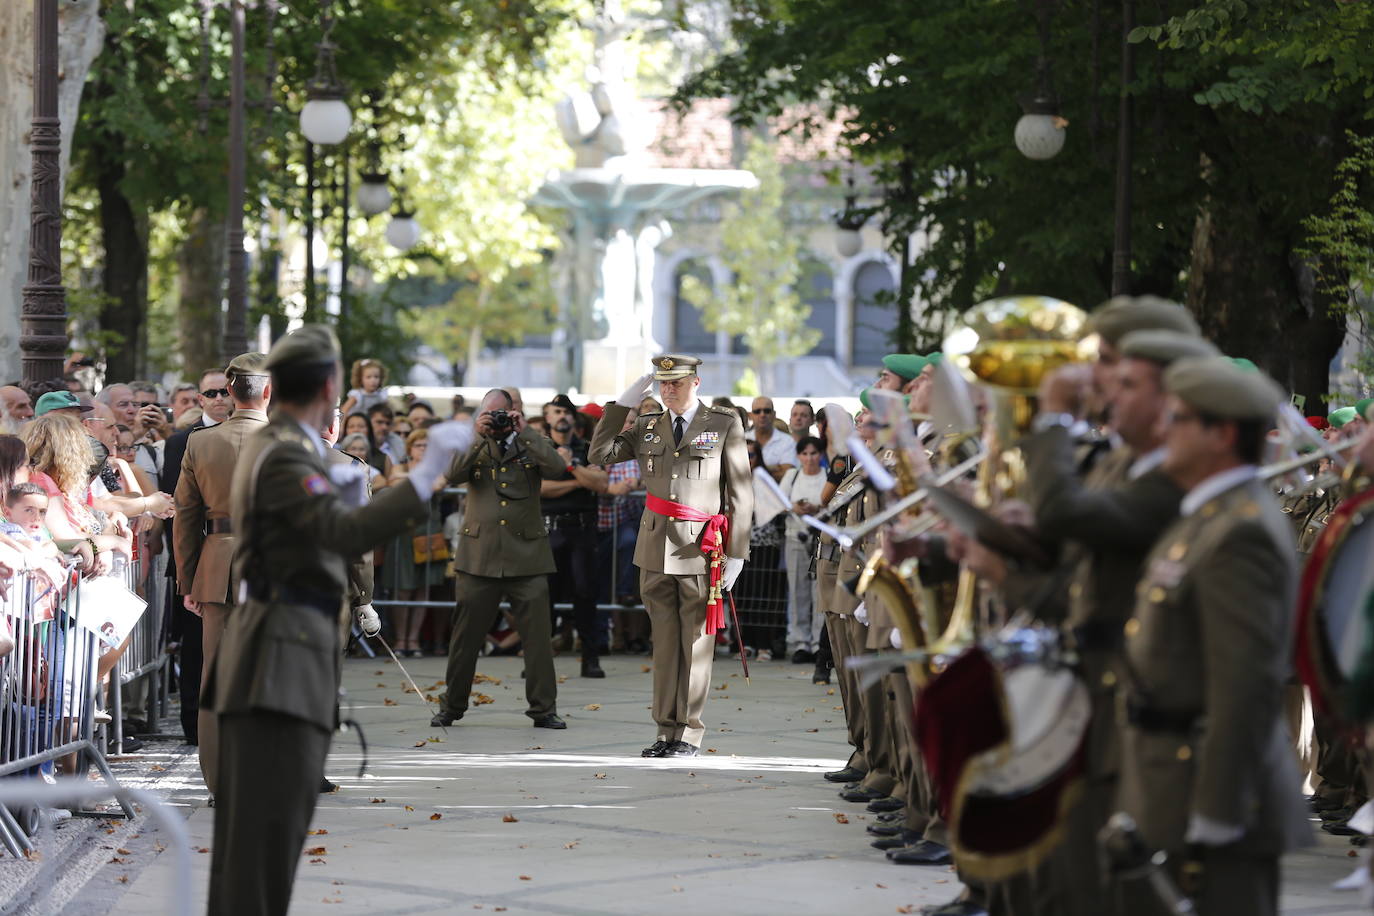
[173,350,270,798]
[432,387,569,730]
[590,355,753,758]
[1116,356,1310,916]
[205,326,473,916]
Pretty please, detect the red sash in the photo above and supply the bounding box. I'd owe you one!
[645,493,730,634]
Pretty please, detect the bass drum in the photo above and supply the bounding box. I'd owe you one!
[915,629,1090,881]
[1295,487,1374,720]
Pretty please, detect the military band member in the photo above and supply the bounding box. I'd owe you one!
[205,326,474,916]
[173,350,270,798]
[589,355,753,758]
[432,388,569,730]
[1116,356,1311,916]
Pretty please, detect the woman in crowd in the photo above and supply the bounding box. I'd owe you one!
[734,439,789,658]
[338,433,387,488]
[381,429,447,655]
[779,436,827,663]
[343,411,371,441]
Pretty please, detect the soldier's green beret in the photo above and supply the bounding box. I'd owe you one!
[225,351,269,378]
[265,325,339,371]
[1228,357,1258,373]
[1329,406,1358,429]
[881,354,927,380]
[1165,356,1283,422]
[1087,295,1200,346]
[652,354,701,381]
[859,387,873,410]
[1356,398,1374,421]
[925,352,944,366]
[1118,330,1218,366]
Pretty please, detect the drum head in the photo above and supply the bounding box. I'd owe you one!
[1297,488,1374,717]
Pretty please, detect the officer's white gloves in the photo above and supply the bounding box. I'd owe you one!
[854,601,869,625]
[1184,812,1244,846]
[327,461,369,508]
[890,628,902,650]
[616,373,655,407]
[408,420,475,500]
[722,557,745,591]
[355,603,381,637]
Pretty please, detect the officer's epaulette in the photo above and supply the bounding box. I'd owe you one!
[707,405,738,417]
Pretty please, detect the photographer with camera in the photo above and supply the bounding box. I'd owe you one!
[431,388,570,730]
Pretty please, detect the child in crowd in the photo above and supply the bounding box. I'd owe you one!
[340,358,390,416]
[0,483,81,619]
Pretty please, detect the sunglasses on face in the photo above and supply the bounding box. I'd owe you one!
[202,388,231,399]
[751,408,774,414]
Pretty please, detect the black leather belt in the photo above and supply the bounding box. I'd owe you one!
[253,583,340,617]
[544,512,595,531]
[1126,698,1200,734]
[1071,619,1122,652]
[205,518,233,535]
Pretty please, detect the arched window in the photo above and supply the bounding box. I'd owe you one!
[800,258,836,357]
[673,259,717,353]
[850,260,896,367]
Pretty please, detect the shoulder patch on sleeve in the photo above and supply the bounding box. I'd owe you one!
[301,473,331,495]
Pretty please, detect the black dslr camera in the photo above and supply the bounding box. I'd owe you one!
[487,408,516,436]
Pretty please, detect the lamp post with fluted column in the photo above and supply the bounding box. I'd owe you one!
[20,0,68,384]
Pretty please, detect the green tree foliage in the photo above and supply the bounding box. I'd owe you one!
[680,136,820,384]
[674,0,1374,402]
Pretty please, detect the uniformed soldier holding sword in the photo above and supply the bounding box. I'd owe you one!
[205,325,474,916]
[590,355,753,758]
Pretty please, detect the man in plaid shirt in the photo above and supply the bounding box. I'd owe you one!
[592,404,645,646]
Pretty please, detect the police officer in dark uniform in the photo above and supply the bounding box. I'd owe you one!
[205,325,473,916]
[541,393,609,678]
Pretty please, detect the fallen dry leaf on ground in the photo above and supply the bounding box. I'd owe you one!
[805,728,819,733]
[640,665,651,673]
[430,813,442,820]
[116,876,128,884]
[369,798,386,804]
[834,814,849,824]
[404,806,415,812]
[593,773,607,779]
[308,829,328,836]
[116,848,131,855]
[309,858,326,865]
[108,857,128,864]
[383,698,397,706]
[583,703,601,711]
[305,847,327,856]
[564,841,578,849]
[519,875,532,881]
[413,741,427,748]
[473,674,501,685]
[375,683,387,688]
[706,748,717,753]
[803,707,815,713]
[503,814,519,823]
[472,693,495,705]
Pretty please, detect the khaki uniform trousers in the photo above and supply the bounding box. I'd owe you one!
[851,616,895,796]
[444,573,557,719]
[641,570,714,746]
[197,601,230,796]
[819,555,868,773]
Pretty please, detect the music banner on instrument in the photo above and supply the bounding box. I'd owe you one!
[74,575,148,650]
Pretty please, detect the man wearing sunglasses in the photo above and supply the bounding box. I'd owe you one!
[747,396,795,482]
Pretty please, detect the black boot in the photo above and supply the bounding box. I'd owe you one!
[581,656,605,678]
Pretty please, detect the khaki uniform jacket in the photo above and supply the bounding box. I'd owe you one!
[590,403,752,575]
[205,413,426,730]
[173,408,269,604]
[1118,478,1310,856]
[447,427,565,578]
[827,467,870,617]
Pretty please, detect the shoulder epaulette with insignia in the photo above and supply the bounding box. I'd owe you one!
[707,405,738,417]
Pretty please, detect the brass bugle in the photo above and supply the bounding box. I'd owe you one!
[1258,436,1358,482]
[831,448,987,550]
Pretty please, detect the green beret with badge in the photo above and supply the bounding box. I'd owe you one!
[1088,295,1200,346]
[881,353,927,381]
[1356,398,1374,422]
[651,354,701,381]
[1118,329,1218,366]
[1165,355,1284,422]
[1329,406,1359,429]
[265,324,340,371]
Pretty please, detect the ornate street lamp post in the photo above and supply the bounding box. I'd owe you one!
[20,0,68,383]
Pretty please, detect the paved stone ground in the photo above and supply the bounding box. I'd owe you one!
[0,654,1365,915]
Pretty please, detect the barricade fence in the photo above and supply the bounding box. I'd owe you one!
[370,487,800,659]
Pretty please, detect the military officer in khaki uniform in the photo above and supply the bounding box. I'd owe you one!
[1116,356,1310,916]
[590,355,752,758]
[432,387,569,730]
[173,350,270,797]
[206,326,473,916]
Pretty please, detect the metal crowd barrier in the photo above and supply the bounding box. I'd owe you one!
[0,564,136,858]
[110,535,168,754]
[369,486,795,657]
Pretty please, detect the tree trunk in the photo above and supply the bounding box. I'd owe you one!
[177,207,225,377]
[0,0,104,381]
[1187,191,1345,408]
[96,150,148,381]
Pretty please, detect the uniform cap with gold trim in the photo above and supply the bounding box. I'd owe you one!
[652,354,702,381]
[1164,355,1284,422]
[225,351,269,378]
[265,324,340,370]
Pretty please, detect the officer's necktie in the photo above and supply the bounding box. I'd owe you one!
[674,415,685,447]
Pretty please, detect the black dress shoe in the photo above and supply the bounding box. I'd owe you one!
[866,822,903,837]
[662,741,699,757]
[581,659,606,678]
[1310,795,1345,813]
[887,839,953,865]
[533,714,567,729]
[791,649,814,664]
[875,811,904,823]
[1322,820,1363,836]
[642,740,671,758]
[319,778,338,794]
[812,663,831,685]
[430,711,463,727]
[867,795,905,813]
[871,829,922,851]
[920,902,987,916]
[840,786,885,803]
[823,766,866,783]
